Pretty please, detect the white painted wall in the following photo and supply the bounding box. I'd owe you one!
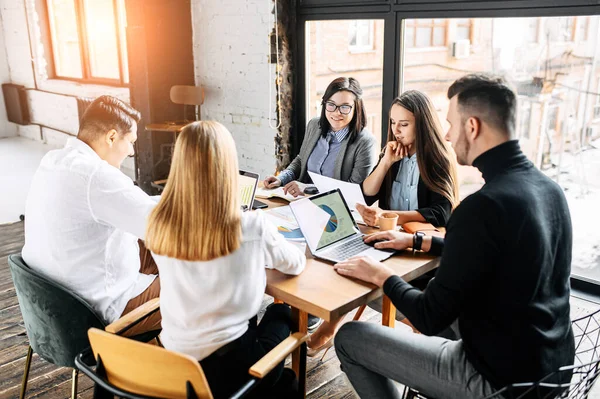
[192,0,279,179]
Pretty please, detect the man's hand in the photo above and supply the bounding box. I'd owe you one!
[356,203,382,227]
[334,256,395,287]
[264,176,282,189]
[364,231,413,251]
[283,181,306,198]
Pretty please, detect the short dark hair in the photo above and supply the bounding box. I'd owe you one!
[78,95,141,139]
[447,74,517,138]
[319,77,366,143]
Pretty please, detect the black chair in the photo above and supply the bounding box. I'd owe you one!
[8,254,160,399]
[403,308,600,399]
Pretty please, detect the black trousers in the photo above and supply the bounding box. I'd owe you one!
[200,304,298,399]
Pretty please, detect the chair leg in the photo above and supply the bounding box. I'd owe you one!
[19,346,33,399]
[71,369,78,399]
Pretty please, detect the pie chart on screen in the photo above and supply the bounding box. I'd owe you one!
[319,204,338,232]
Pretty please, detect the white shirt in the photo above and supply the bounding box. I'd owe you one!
[22,138,157,323]
[154,211,306,361]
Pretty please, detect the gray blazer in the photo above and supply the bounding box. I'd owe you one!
[284,117,378,184]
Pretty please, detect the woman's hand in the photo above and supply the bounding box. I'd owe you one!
[364,231,413,251]
[382,141,409,166]
[283,181,306,198]
[355,203,382,227]
[334,256,395,287]
[264,176,282,189]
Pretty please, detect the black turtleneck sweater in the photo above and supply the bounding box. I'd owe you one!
[383,140,575,389]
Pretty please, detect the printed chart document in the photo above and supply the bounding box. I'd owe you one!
[262,206,305,241]
[308,171,367,225]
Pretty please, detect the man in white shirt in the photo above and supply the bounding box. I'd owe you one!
[22,95,160,336]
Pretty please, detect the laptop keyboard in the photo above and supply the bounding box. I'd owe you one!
[322,235,371,260]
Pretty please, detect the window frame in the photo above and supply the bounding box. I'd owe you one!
[45,0,128,87]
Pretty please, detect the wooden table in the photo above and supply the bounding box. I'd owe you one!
[261,197,440,397]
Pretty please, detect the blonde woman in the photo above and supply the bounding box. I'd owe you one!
[146,121,306,398]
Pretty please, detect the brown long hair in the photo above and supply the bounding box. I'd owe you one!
[385,90,459,208]
[145,121,242,261]
[319,77,367,143]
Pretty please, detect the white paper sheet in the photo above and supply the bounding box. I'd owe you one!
[289,197,331,251]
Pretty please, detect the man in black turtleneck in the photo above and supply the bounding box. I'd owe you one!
[332,74,575,399]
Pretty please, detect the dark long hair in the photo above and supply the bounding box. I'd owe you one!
[384,90,459,208]
[318,77,367,143]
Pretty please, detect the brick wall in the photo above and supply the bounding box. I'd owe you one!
[191,0,279,179]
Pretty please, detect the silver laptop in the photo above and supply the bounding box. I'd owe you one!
[289,189,394,263]
[239,170,259,212]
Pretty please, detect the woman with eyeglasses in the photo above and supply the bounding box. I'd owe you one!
[263,77,377,198]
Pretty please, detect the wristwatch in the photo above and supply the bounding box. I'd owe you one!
[412,231,426,253]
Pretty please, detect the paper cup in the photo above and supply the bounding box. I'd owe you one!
[379,212,398,231]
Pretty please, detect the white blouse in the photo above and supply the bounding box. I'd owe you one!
[154,210,306,361]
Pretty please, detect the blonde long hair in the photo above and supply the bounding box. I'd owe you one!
[146,121,241,261]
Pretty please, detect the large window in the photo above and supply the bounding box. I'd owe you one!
[402,15,600,282]
[46,0,128,85]
[298,4,599,286]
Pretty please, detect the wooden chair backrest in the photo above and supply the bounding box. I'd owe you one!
[88,328,213,399]
[170,85,205,106]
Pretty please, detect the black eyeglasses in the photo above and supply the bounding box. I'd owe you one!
[324,101,353,115]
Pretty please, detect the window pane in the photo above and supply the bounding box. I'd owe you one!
[405,26,415,47]
[456,26,470,41]
[526,19,539,42]
[433,27,446,46]
[402,15,600,283]
[416,27,432,47]
[83,0,120,80]
[308,19,385,149]
[117,0,129,83]
[47,0,83,78]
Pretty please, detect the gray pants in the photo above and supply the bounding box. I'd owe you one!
[335,321,497,399]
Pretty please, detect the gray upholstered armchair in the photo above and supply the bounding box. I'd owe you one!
[8,254,160,399]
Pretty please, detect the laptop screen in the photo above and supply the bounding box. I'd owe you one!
[239,170,259,211]
[290,189,359,251]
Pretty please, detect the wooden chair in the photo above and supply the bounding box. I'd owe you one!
[170,85,205,122]
[146,85,205,192]
[8,254,160,399]
[75,327,309,399]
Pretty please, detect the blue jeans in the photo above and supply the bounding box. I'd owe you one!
[335,321,497,399]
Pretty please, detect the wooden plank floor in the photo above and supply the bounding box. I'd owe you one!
[1,221,599,398]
